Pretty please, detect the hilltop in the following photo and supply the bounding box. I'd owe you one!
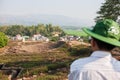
[0,14,88,27]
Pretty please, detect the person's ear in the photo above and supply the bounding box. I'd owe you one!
[91,39,95,46]
[91,39,99,51]
[91,39,96,50]
[92,39,97,46]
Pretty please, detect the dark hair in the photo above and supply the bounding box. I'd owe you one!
[93,38,115,51]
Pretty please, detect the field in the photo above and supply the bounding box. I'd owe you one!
[0,41,91,80]
[64,30,88,36]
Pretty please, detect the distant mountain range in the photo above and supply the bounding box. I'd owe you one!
[0,14,91,29]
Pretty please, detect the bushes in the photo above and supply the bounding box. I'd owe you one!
[47,62,67,70]
[0,32,8,48]
[69,45,92,57]
[50,37,59,42]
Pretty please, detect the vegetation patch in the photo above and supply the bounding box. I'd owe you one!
[0,41,91,79]
[64,30,88,36]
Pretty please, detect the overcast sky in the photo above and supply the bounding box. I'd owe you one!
[0,0,105,26]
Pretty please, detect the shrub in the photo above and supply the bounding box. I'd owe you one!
[0,32,8,48]
[69,46,92,57]
[50,37,59,42]
[47,63,66,70]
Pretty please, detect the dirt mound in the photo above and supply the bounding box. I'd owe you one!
[3,41,120,60]
[4,41,55,54]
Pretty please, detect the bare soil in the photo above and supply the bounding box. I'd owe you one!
[3,41,58,54]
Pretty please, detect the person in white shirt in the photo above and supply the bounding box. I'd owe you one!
[68,19,120,80]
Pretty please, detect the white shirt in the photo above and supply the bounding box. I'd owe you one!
[68,51,120,80]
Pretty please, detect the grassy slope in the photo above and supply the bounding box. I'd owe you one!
[0,51,73,80]
[0,41,90,80]
[64,30,88,36]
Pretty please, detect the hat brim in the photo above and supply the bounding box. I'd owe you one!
[82,28,120,47]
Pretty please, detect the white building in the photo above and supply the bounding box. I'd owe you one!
[32,34,49,42]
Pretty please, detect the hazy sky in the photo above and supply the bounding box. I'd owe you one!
[0,0,105,26]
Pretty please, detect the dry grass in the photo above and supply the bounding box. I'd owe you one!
[0,41,90,80]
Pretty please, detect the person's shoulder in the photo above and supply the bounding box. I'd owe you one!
[112,58,120,71]
[71,56,94,66]
[70,56,99,71]
[70,57,91,71]
[71,57,87,64]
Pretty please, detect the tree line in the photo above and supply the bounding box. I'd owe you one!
[0,24,65,37]
[95,0,120,21]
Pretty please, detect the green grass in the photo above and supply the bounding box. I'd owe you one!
[36,74,66,80]
[0,51,75,79]
[64,30,88,36]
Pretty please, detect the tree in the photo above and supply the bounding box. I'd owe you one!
[0,26,9,34]
[0,32,8,48]
[95,0,120,21]
[6,25,24,36]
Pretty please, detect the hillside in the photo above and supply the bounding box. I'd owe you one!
[0,41,119,80]
[0,41,91,80]
[0,14,87,27]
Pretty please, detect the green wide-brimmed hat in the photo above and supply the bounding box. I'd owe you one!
[83,19,120,47]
